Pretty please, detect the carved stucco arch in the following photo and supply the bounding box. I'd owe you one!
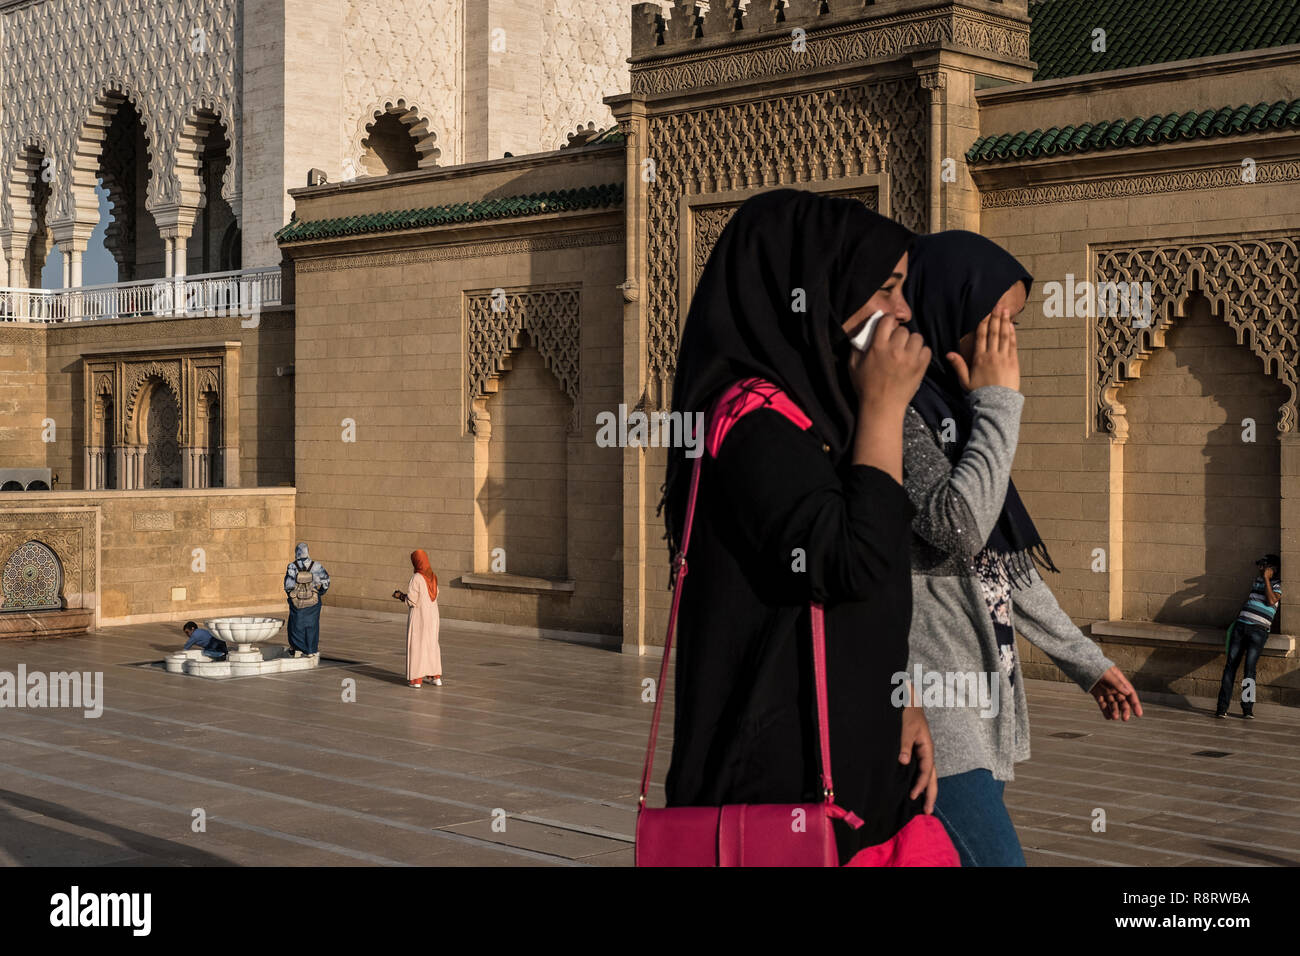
[465,287,581,436]
[351,97,442,176]
[124,361,182,444]
[3,140,54,277]
[64,81,159,232]
[1095,236,1300,439]
[176,97,241,225]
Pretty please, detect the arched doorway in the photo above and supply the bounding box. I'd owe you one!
[142,381,181,488]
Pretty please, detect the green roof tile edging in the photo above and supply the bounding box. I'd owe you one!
[1030,0,1300,81]
[276,182,624,243]
[967,98,1300,165]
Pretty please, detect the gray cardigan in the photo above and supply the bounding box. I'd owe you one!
[903,386,1113,781]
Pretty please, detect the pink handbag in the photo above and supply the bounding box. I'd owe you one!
[635,379,960,867]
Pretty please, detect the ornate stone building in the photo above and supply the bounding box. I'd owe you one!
[2,0,1299,703]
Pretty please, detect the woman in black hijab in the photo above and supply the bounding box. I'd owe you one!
[657,189,950,864]
[899,231,1142,866]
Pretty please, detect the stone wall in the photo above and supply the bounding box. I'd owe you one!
[972,53,1300,694]
[282,147,624,636]
[0,488,295,626]
[0,325,47,470]
[974,60,1300,637]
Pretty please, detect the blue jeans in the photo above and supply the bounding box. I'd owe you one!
[933,768,1026,867]
[1217,622,1268,714]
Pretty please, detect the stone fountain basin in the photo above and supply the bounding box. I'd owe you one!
[205,616,284,644]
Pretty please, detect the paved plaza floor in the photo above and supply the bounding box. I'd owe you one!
[0,606,1296,867]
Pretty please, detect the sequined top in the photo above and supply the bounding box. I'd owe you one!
[902,387,1113,781]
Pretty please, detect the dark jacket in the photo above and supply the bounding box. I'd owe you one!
[663,409,924,861]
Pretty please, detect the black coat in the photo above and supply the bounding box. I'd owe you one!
[663,409,925,862]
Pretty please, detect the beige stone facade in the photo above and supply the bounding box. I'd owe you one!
[970,45,1300,701]
[1,0,1298,699]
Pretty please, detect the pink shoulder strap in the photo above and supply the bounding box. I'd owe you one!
[705,377,813,458]
[638,379,863,830]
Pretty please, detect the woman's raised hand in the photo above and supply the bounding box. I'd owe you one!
[852,314,931,412]
[947,312,1020,392]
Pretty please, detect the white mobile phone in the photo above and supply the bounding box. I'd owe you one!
[850,310,885,352]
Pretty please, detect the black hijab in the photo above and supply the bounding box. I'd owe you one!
[660,188,914,557]
[902,230,1058,585]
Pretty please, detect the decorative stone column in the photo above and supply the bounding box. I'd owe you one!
[49,220,93,287]
[607,102,651,655]
[469,400,493,572]
[84,446,110,491]
[0,229,26,288]
[151,203,200,311]
[918,68,946,234]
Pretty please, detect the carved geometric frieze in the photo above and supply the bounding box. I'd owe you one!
[210,509,247,529]
[1094,235,1300,437]
[132,510,175,531]
[981,160,1300,209]
[629,6,1027,95]
[465,287,581,434]
[645,78,925,408]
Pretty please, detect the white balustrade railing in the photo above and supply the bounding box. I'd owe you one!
[0,267,284,323]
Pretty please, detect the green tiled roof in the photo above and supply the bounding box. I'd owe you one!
[1030,0,1300,80]
[276,182,624,243]
[967,98,1300,164]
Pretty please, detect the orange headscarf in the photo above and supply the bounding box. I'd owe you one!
[411,550,438,602]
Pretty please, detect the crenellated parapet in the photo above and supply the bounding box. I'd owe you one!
[629,0,1030,94]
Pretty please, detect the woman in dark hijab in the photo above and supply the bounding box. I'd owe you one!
[900,230,1143,866]
[657,188,955,865]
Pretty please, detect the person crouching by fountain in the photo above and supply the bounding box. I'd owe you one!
[285,542,330,658]
[393,550,441,688]
[182,621,228,661]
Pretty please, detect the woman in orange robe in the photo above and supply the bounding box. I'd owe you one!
[393,550,442,687]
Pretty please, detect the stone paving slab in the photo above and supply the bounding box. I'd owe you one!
[2,607,1298,866]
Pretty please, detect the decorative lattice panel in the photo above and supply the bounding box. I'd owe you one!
[644,79,926,408]
[690,187,878,289]
[466,287,581,432]
[1095,236,1300,435]
[1,540,62,611]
